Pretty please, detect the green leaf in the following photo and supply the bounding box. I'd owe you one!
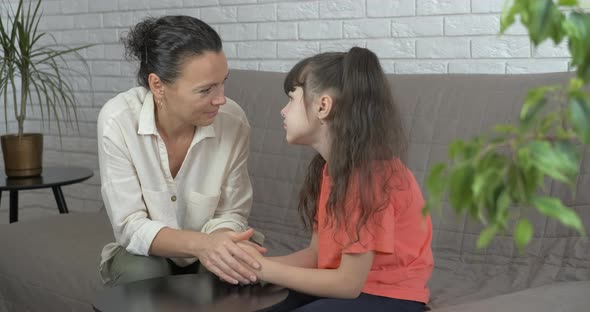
[508,164,528,203]
[426,164,447,194]
[558,0,578,6]
[501,1,521,33]
[524,166,544,197]
[425,163,447,212]
[538,112,560,135]
[422,201,432,216]
[516,147,545,199]
[528,140,579,185]
[472,169,495,199]
[494,124,519,135]
[520,86,553,127]
[517,145,533,169]
[469,167,503,224]
[563,12,590,81]
[474,154,507,207]
[568,78,584,93]
[519,0,565,45]
[495,188,511,224]
[569,92,590,144]
[449,165,475,212]
[464,138,484,160]
[477,224,499,248]
[515,219,534,249]
[448,140,465,159]
[532,196,585,235]
[520,92,544,126]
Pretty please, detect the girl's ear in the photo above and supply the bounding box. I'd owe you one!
[317,94,333,122]
[148,73,165,97]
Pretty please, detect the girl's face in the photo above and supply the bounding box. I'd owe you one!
[280,87,321,145]
[161,51,228,127]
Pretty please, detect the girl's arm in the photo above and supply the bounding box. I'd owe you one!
[262,251,374,299]
[267,233,318,268]
[239,241,374,299]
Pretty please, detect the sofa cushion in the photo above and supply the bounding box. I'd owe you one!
[225,70,590,309]
[431,281,590,312]
[0,213,113,312]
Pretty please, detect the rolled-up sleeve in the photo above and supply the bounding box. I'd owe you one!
[98,119,166,256]
[201,123,253,234]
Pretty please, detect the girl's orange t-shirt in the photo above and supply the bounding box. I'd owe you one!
[316,162,433,303]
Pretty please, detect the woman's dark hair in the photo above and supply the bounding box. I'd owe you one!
[122,15,222,88]
[284,47,408,244]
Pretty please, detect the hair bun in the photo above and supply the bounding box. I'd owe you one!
[123,15,222,88]
[122,17,158,63]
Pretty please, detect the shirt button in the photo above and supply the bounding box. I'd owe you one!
[171,195,177,202]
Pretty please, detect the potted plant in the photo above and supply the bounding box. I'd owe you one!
[0,0,92,177]
[424,0,590,249]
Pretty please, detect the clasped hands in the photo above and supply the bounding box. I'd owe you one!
[197,228,267,285]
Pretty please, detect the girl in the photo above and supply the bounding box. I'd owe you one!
[240,47,433,311]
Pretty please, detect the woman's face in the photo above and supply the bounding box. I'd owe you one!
[162,51,229,127]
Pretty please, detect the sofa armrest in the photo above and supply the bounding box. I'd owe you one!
[431,281,590,312]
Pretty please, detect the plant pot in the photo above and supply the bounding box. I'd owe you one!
[1,133,43,178]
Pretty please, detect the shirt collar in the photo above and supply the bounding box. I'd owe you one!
[137,91,157,135]
[191,122,216,148]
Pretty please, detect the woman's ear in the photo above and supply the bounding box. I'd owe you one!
[317,94,333,122]
[148,73,165,97]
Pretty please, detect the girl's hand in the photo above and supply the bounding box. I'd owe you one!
[196,228,264,285]
[239,240,268,256]
[237,241,265,260]
[236,241,268,281]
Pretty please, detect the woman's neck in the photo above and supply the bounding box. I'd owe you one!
[155,107,195,142]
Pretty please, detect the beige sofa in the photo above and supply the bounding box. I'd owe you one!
[0,70,588,311]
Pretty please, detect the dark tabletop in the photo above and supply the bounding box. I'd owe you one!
[93,273,289,312]
[0,166,93,191]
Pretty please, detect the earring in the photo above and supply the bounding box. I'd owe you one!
[157,99,163,110]
[318,116,324,125]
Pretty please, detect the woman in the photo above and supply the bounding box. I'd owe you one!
[97,15,264,287]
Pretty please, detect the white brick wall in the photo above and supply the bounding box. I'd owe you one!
[9,0,575,77]
[0,0,574,222]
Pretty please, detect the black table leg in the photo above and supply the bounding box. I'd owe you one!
[52,186,69,214]
[9,190,18,223]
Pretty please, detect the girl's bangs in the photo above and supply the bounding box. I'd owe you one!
[283,59,310,94]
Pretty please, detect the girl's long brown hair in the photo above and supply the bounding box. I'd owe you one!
[284,47,408,244]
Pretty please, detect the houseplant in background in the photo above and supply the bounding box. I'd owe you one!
[0,0,92,177]
[425,0,590,249]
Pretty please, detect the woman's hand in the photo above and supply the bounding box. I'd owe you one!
[196,228,267,285]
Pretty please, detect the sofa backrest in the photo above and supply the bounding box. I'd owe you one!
[224,70,590,278]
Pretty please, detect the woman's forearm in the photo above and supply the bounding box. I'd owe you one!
[268,247,317,268]
[151,227,262,285]
[148,227,206,258]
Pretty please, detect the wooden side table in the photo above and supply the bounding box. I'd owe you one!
[0,166,94,223]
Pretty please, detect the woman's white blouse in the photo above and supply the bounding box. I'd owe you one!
[97,87,252,267]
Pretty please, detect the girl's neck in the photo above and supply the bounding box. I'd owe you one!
[312,126,331,163]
